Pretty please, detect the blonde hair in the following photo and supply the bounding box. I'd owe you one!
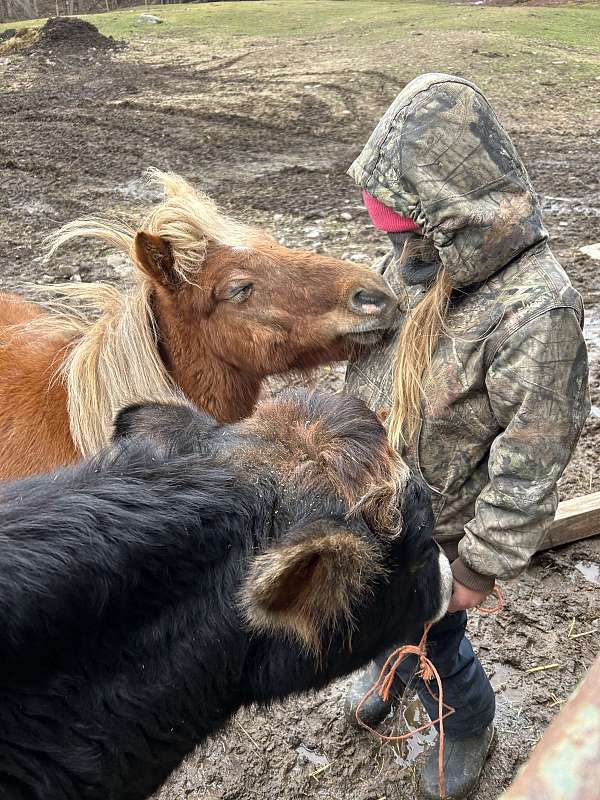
[387,244,453,450]
[44,168,255,281]
[25,169,257,456]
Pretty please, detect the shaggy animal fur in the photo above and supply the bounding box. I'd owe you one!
[240,524,385,653]
[0,390,446,800]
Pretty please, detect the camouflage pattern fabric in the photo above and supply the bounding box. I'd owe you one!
[345,73,590,588]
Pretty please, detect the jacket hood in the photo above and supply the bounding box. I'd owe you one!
[349,73,548,288]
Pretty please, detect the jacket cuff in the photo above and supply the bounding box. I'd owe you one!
[451,558,496,594]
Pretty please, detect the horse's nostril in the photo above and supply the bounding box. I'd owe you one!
[350,289,394,316]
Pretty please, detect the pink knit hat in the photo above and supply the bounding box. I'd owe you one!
[362,190,420,233]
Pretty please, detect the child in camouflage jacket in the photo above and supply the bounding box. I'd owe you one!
[343,73,590,800]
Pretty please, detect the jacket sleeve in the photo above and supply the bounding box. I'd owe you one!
[455,306,590,589]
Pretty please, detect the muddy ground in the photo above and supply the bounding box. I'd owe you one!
[1,9,599,799]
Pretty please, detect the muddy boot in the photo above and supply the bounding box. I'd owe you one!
[420,722,495,800]
[344,653,405,730]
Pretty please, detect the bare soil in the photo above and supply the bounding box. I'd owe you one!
[0,16,598,800]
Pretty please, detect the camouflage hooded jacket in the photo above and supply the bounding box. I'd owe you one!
[346,73,590,592]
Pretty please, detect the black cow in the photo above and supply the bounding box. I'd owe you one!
[0,390,452,800]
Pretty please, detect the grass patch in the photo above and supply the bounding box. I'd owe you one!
[1,0,599,84]
[1,1,599,50]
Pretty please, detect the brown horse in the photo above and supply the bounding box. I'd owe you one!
[0,170,396,480]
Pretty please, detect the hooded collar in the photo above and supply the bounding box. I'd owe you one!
[349,73,547,289]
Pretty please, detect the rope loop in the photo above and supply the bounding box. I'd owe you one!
[355,586,505,799]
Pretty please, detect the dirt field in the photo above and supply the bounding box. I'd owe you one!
[1,2,599,798]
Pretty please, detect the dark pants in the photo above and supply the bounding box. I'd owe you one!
[395,612,495,739]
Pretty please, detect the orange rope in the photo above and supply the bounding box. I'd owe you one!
[476,586,504,615]
[355,586,505,800]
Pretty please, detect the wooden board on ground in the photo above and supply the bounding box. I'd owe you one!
[539,491,600,551]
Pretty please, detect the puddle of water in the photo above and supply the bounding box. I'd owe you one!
[490,662,524,705]
[490,662,510,687]
[575,560,600,586]
[295,744,328,768]
[392,699,437,766]
[580,244,600,261]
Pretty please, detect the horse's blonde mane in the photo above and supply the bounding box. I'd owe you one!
[45,168,256,281]
[31,169,258,456]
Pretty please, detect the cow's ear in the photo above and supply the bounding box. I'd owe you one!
[241,522,384,653]
[134,231,179,287]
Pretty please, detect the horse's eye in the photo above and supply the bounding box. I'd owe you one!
[226,283,253,304]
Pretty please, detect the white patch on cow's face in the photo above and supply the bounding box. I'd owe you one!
[429,548,453,623]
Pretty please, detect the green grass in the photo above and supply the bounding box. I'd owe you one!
[2,1,600,53]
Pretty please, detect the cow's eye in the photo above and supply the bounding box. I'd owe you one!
[225,283,253,304]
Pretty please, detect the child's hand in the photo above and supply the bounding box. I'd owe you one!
[447,581,493,613]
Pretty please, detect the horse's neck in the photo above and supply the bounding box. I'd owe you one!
[174,350,260,423]
[154,305,260,423]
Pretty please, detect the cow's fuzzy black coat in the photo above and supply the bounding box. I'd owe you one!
[0,392,443,800]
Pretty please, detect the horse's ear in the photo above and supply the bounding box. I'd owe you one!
[113,401,218,446]
[240,522,382,652]
[113,402,195,441]
[134,231,179,287]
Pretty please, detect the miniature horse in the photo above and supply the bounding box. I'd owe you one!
[0,390,452,799]
[0,169,396,480]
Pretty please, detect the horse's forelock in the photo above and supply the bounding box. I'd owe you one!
[43,169,261,289]
[141,169,259,283]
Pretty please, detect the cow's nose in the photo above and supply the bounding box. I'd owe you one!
[349,288,396,317]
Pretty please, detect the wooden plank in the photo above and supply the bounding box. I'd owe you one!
[538,491,600,551]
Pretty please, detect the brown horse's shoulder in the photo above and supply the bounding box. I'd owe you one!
[0,293,78,479]
[0,361,76,479]
[0,302,73,382]
[0,291,47,327]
